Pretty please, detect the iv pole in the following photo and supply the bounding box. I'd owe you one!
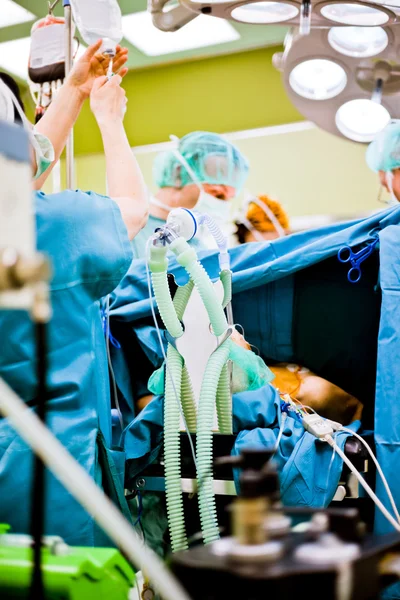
[63,0,75,189]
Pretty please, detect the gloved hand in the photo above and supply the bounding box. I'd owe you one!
[68,39,128,100]
[90,74,128,126]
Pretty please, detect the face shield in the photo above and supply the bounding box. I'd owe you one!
[154,131,249,192]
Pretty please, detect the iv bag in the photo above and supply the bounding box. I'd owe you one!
[69,0,123,56]
[29,15,67,84]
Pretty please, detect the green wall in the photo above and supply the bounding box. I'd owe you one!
[70,46,303,153]
[42,44,385,220]
[47,123,385,222]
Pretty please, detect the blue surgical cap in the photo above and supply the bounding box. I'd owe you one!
[366,120,400,173]
[153,131,249,192]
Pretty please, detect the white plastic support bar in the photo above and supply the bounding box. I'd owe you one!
[148,0,197,32]
[0,377,191,600]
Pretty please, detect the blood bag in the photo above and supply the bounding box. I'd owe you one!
[28,14,78,123]
[29,15,67,84]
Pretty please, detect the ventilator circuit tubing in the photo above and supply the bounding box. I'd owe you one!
[149,245,183,340]
[196,342,230,543]
[216,362,232,435]
[169,237,233,544]
[149,246,197,428]
[149,245,192,552]
[173,280,194,321]
[173,280,197,431]
[169,238,232,432]
[170,238,227,337]
[164,344,188,553]
[0,377,191,600]
[220,270,232,311]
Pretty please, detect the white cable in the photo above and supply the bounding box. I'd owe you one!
[105,294,123,431]
[325,435,400,534]
[0,377,191,600]
[340,426,400,524]
[323,432,337,506]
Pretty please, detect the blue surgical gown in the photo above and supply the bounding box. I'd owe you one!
[0,190,133,546]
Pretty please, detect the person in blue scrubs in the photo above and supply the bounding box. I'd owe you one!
[132,131,249,258]
[0,43,148,546]
[366,120,400,205]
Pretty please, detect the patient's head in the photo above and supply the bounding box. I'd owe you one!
[235,195,291,244]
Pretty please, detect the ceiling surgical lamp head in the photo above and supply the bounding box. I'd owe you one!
[335,61,392,142]
[276,24,400,144]
[162,0,399,31]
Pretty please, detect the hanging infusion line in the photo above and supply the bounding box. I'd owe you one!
[63,0,75,190]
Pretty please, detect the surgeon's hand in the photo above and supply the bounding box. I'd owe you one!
[68,40,129,100]
[90,75,127,126]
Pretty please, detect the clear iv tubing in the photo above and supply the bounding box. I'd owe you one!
[0,377,191,600]
[107,58,113,80]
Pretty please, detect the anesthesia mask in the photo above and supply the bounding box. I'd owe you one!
[0,77,54,180]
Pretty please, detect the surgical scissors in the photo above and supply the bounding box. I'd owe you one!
[338,237,379,283]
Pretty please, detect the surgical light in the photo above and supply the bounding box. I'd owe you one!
[289,59,347,100]
[122,11,239,56]
[335,99,390,142]
[299,0,312,35]
[230,2,299,23]
[320,3,389,26]
[328,26,388,57]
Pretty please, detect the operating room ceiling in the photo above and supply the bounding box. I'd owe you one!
[0,0,287,80]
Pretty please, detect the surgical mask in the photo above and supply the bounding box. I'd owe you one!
[0,78,54,180]
[195,189,232,225]
[385,171,399,206]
